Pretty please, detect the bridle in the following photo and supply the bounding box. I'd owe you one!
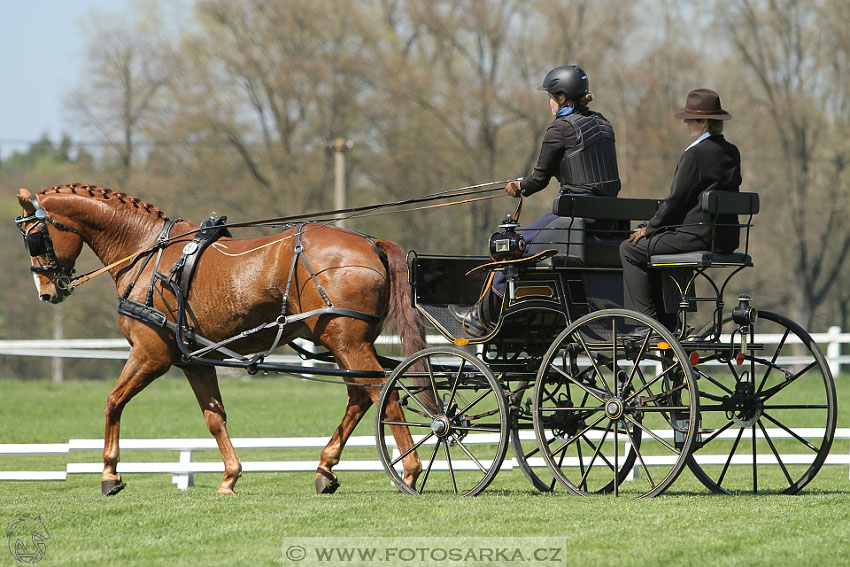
[15,195,80,296]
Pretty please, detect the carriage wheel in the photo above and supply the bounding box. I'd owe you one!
[375,347,509,496]
[509,382,558,492]
[532,309,698,498]
[687,310,836,494]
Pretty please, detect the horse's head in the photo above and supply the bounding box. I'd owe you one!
[15,188,84,304]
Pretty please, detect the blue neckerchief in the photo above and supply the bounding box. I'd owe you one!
[556,105,574,117]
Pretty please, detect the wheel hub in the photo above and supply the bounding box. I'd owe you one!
[729,379,762,427]
[605,398,625,420]
[431,415,451,437]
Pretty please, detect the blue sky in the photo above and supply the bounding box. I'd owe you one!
[0,1,131,160]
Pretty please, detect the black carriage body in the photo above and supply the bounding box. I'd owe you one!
[408,196,663,373]
[382,190,836,497]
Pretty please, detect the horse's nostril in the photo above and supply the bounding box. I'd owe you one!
[40,294,52,303]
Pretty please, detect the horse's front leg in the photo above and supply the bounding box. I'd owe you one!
[183,365,242,494]
[102,350,170,495]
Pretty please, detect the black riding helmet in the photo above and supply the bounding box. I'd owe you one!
[538,65,589,100]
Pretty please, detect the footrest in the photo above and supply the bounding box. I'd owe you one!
[649,251,752,268]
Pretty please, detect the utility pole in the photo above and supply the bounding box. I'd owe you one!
[325,138,352,229]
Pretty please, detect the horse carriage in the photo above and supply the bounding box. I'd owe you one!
[375,190,836,497]
[13,183,836,498]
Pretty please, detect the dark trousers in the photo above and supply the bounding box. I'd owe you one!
[619,232,696,319]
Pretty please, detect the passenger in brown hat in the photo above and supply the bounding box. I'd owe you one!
[619,88,742,324]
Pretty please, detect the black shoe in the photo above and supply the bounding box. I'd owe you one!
[448,304,490,337]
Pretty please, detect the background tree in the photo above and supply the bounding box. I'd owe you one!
[720,0,850,329]
[4,0,850,381]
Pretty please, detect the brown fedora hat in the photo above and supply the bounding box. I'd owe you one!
[674,88,731,120]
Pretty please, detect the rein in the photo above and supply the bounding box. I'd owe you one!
[64,180,513,291]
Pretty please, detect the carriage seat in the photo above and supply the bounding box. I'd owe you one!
[544,195,663,267]
[648,251,752,268]
[647,191,759,270]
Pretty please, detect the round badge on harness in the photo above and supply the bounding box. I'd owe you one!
[183,242,199,255]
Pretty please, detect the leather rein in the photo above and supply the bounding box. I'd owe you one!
[63,181,511,292]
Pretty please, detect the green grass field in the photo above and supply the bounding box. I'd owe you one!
[1,376,849,566]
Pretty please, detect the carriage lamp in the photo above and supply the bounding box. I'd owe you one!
[732,295,757,358]
[489,215,526,261]
[732,294,757,326]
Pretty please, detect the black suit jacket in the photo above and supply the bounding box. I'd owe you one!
[645,135,742,252]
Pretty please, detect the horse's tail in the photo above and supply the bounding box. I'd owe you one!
[375,239,427,358]
[375,239,436,412]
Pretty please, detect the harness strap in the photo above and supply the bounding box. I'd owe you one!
[186,306,381,360]
[145,220,177,305]
[70,219,178,291]
[294,226,334,307]
[119,219,177,302]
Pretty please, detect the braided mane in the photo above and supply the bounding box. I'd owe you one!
[38,183,170,221]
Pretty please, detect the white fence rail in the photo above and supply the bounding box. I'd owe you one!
[2,328,850,375]
[2,429,850,490]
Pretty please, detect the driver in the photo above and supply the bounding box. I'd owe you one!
[450,65,621,336]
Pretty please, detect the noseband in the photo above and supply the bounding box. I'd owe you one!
[15,195,80,294]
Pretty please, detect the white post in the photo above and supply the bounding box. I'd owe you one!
[171,450,194,490]
[826,325,841,377]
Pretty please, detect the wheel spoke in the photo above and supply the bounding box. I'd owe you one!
[574,333,614,397]
[397,380,436,420]
[624,362,682,404]
[625,426,654,489]
[418,440,441,493]
[580,434,617,471]
[444,441,458,495]
[758,361,818,402]
[761,411,819,452]
[451,435,488,474]
[756,327,790,393]
[576,421,613,490]
[380,420,433,428]
[717,427,744,487]
[548,414,608,459]
[424,357,440,413]
[758,421,794,485]
[550,362,605,403]
[698,419,735,445]
[447,358,465,411]
[623,414,678,453]
[751,424,758,493]
[456,388,495,416]
[390,432,435,467]
[452,423,503,433]
[624,334,653,393]
[614,421,619,496]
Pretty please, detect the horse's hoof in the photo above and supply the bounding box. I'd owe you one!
[216,487,237,495]
[315,468,340,494]
[101,479,126,496]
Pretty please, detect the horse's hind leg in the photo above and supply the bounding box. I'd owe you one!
[315,382,375,494]
[102,350,170,495]
[183,365,242,494]
[315,345,421,493]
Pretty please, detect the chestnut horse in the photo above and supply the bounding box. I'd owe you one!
[14,184,427,495]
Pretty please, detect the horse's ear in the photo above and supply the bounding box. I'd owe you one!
[17,189,34,214]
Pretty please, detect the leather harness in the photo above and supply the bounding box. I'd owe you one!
[116,218,383,369]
